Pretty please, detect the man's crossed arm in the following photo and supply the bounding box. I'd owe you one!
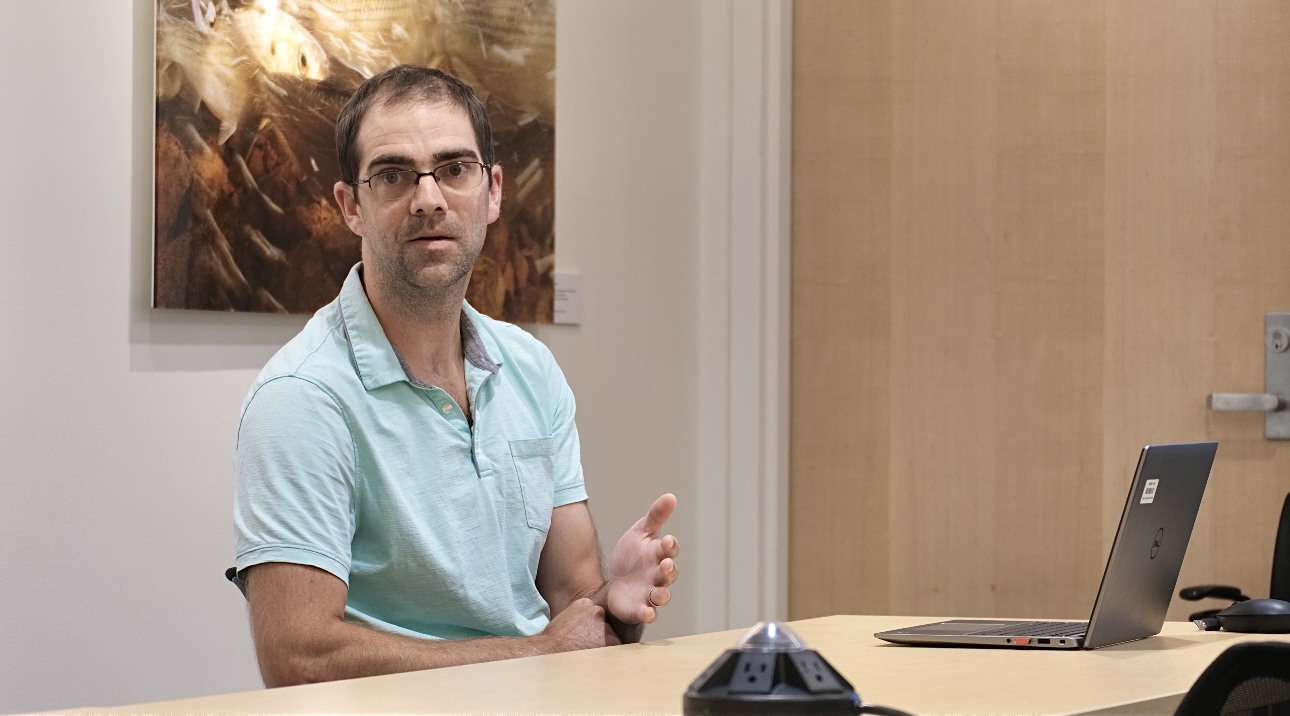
[245,494,679,687]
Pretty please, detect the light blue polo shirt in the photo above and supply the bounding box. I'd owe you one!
[233,264,587,640]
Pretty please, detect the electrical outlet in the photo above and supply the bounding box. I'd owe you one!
[728,652,776,693]
[793,653,844,692]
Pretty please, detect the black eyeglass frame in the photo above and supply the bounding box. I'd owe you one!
[349,161,493,198]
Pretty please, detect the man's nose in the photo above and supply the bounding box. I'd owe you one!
[409,175,448,214]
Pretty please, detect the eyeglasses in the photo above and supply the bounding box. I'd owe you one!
[352,161,490,202]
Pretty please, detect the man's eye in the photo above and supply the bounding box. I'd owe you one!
[444,163,466,177]
[379,172,405,185]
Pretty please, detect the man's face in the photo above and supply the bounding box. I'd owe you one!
[333,99,503,298]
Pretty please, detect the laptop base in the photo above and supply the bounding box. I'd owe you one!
[876,619,1087,649]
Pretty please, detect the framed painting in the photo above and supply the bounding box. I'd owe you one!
[152,0,555,321]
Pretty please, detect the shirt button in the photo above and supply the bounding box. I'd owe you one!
[441,404,454,414]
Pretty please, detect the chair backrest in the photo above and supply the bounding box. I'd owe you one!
[1272,493,1290,601]
[1174,641,1290,716]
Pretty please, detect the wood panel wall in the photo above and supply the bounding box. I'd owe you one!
[791,0,1290,621]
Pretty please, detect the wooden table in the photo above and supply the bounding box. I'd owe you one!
[51,615,1290,715]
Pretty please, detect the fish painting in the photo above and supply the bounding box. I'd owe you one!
[229,2,330,81]
[153,0,557,322]
[435,0,555,128]
[280,0,429,79]
[157,8,257,144]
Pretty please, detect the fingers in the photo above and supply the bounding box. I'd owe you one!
[634,493,677,535]
[657,557,678,586]
[589,600,604,618]
[641,559,677,624]
[572,597,602,617]
[604,623,622,647]
[650,585,672,607]
[654,533,680,561]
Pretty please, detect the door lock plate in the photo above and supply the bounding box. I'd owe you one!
[1265,313,1290,439]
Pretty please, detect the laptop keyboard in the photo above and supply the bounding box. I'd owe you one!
[970,621,1088,638]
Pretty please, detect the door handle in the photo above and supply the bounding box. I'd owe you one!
[1207,313,1290,439]
[1207,393,1284,412]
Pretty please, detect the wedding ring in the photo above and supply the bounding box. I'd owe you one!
[648,587,662,607]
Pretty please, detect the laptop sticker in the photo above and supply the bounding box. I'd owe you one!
[1140,478,1159,504]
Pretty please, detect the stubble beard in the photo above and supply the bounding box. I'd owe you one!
[369,217,486,323]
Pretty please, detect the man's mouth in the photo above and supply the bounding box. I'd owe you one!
[409,234,454,246]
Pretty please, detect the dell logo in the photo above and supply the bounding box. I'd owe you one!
[1150,528,1164,559]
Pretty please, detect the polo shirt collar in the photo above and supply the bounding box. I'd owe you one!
[461,302,503,374]
[337,264,502,392]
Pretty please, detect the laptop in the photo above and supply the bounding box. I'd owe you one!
[875,442,1218,650]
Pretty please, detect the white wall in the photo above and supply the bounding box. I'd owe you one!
[0,1,710,712]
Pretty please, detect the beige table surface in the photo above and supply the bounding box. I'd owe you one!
[48,615,1290,716]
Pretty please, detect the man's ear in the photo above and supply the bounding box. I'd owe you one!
[486,164,503,224]
[334,181,365,236]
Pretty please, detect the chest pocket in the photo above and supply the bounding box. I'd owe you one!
[509,436,556,532]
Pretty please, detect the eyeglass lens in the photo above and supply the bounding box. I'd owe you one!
[368,163,485,200]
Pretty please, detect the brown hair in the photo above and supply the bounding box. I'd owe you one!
[335,65,495,187]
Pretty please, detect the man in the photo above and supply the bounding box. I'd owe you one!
[232,65,679,688]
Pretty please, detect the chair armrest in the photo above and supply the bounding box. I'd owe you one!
[1179,584,1249,602]
[225,566,248,599]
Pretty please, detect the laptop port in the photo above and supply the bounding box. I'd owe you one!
[1038,639,1050,645]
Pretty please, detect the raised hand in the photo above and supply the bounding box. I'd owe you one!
[607,493,680,624]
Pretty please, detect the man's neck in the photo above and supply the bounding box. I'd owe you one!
[363,272,468,386]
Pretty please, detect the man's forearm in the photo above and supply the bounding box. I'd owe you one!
[260,619,552,687]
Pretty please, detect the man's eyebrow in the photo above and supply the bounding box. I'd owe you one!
[364,153,416,173]
[364,148,482,175]
[432,148,481,164]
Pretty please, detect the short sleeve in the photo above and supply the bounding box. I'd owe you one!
[233,375,357,583]
[542,352,587,507]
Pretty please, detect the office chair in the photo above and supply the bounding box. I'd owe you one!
[1173,641,1290,716]
[225,566,248,598]
[1180,493,1290,622]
